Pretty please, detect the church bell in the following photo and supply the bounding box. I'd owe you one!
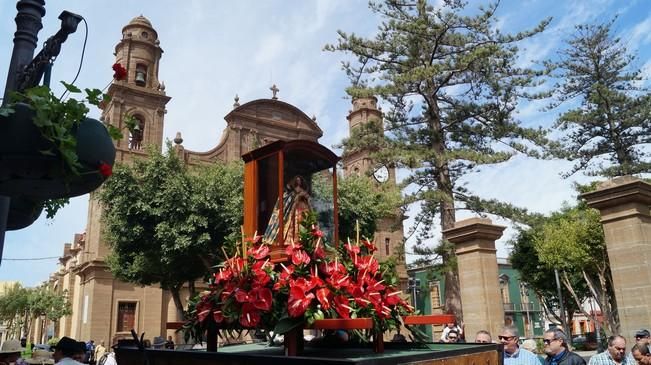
[135,71,146,86]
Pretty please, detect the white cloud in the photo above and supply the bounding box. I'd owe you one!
[626,15,651,48]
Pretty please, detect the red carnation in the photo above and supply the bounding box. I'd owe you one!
[98,162,112,177]
[112,63,127,81]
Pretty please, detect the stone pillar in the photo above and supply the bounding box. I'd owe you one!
[443,218,505,340]
[582,176,651,342]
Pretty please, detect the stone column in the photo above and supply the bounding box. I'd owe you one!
[582,176,651,342]
[443,218,505,340]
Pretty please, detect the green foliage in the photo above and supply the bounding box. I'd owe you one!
[510,225,585,324]
[533,207,605,270]
[98,144,244,314]
[336,174,402,241]
[510,198,618,333]
[326,0,551,315]
[0,283,72,339]
[547,19,651,177]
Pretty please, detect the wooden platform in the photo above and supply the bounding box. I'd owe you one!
[116,342,502,365]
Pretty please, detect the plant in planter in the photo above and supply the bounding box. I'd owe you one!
[0,63,128,222]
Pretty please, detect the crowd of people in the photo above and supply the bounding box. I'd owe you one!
[441,323,651,365]
[0,333,180,365]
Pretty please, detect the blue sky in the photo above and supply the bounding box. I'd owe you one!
[0,0,649,287]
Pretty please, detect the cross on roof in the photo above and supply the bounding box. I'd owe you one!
[270,84,279,100]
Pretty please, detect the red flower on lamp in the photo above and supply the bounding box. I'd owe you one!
[98,161,112,177]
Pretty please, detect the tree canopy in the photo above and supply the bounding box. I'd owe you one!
[326,0,550,317]
[548,19,651,177]
[98,146,244,316]
[510,196,618,335]
[0,283,71,340]
[336,174,402,241]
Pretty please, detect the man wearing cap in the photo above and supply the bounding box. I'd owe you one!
[52,337,84,365]
[628,330,651,365]
[542,328,586,365]
[0,339,24,365]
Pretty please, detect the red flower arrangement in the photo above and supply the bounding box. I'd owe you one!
[183,212,413,343]
[112,63,127,81]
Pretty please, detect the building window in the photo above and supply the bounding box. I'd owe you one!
[385,238,390,256]
[429,281,441,309]
[117,302,137,332]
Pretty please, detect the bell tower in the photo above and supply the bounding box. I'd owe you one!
[69,16,171,343]
[102,15,171,161]
[341,97,407,288]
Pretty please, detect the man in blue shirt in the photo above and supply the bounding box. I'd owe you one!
[500,326,542,365]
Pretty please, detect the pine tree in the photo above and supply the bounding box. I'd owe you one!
[549,19,651,177]
[326,0,549,318]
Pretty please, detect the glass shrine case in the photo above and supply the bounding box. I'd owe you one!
[242,140,340,262]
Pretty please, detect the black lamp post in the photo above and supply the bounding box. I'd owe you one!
[0,0,83,265]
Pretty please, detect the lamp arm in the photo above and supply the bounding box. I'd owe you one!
[16,10,83,92]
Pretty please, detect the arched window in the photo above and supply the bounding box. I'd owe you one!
[135,63,148,86]
[129,115,145,150]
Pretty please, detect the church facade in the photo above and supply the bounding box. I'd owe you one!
[50,16,406,344]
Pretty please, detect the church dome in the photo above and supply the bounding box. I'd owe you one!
[128,15,153,28]
[121,15,158,44]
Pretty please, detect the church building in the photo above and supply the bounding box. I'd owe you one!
[49,16,406,344]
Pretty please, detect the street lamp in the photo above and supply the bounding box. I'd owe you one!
[0,0,84,265]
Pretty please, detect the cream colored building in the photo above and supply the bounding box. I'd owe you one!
[50,16,407,344]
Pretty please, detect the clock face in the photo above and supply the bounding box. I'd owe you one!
[373,165,390,183]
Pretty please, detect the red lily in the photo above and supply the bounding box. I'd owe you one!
[311,225,324,238]
[196,300,212,323]
[333,295,352,319]
[361,239,377,252]
[291,249,311,266]
[214,267,233,283]
[213,309,224,323]
[288,286,314,317]
[326,271,350,290]
[355,255,379,274]
[249,244,269,260]
[312,244,326,260]
[384,289,403,306]
[234,289,251,303]
[316,288,332,310]
[240,303,261,327]
[251,287,273,311]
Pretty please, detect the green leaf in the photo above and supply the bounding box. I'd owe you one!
[0,106,15,117]
[85,88,104,106]
[60,81,81,93]
[106,124,124,141]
